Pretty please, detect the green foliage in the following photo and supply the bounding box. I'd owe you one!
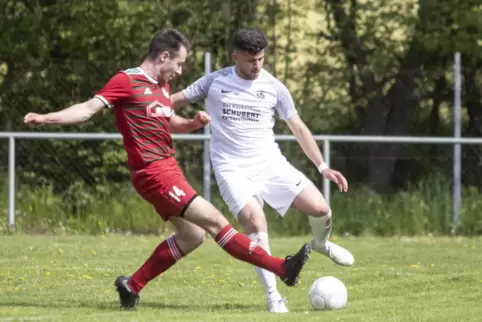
[297,0,482,192]
[2,176,482,236]
[0,0,276,197]
[1,0,482,234]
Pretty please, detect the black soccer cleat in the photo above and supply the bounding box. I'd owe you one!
[114,276,139,310]
[281,243,311,287]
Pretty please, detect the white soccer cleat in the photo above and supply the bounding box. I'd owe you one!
[310,240,355,266]
[267,298,289,313]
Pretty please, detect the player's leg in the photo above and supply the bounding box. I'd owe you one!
[292,182,354,266]
[181,195,310,288]
[261,160,354,266]
[115,161,206,310]
[237,198,289,313]
[116,159,309,310]
[115,217,206,310]
[126,217,205,293]
[215,172,288,312]
[114,217,206,310]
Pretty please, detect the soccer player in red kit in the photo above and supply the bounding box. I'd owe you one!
[23,28,310,310]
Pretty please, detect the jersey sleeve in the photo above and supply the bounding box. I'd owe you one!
[182,71,220,102]
[94,72,133,108]
[274,80,298,120]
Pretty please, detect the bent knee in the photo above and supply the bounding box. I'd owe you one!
[310,204,331,218]
[178,226,206,248]
[190,228,207,247]
[238,214,266,235]
[202,210,230,235]
[237,200,267,234]
[190,230,206,247]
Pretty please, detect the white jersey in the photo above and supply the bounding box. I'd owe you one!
[182,67,297,170]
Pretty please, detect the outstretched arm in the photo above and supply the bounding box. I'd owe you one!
[274,82,326,171]
[286,114,348,192]
[285,114,326,171]
[24,72,132,127]
[169,112,211,134]
[171,70,220,110]
[274,79,348,192]
[24,97,106,126]
[170,91,190,110]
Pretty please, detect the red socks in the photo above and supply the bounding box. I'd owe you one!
[215,225,285,277]
[129,236,184,294]
[128,225,286,295]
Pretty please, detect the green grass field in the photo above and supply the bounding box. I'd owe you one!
[1,235,481,321]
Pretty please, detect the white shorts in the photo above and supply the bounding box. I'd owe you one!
[214,157,311,219]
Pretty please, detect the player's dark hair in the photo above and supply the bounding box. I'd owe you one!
[147,28,190,60]
[231,28,268,54]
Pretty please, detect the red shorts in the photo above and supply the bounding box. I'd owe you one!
[130,157,198,221]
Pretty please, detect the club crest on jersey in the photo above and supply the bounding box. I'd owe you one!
[255,90,265,99]
[161,87,170,98]
[146,100,173,118]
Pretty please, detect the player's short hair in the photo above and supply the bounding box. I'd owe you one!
[231,28,268,54]
[148,28,190,60]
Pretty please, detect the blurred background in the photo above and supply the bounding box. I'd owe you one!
[0,0,481,236]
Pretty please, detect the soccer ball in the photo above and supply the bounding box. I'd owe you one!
[309,276,348,311]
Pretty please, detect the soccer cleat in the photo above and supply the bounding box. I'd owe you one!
[267,297,289,313]
[310,239,355,266]
[281,243,311,286]
[114,276,139,310]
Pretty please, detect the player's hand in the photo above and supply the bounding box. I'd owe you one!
[322,168,348,192]
[24,113,46,127]
[193,111,210,128]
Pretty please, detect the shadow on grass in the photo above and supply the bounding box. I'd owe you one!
[1,300,260,312]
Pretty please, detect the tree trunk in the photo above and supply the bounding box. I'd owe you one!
[367,44,422,192]
[463,68,482,188]
[429,76,446,163]
[327,0,420,192]
[326,0,428,192]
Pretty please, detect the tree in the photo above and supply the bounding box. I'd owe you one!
[0,0,273,195]
[296,0,482,193]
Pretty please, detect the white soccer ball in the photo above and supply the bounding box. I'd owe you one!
[309,276,348,311]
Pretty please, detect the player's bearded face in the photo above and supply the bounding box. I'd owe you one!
[233,50,265,80]
[158,47,187,83]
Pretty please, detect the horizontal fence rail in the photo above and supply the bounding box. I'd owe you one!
[2,132,482,144]
[2,132,482,233]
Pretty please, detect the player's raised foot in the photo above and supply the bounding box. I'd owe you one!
[267,297,289,313]
[281,243,311,286]
[114,276,139,311]
[310,239,354,266]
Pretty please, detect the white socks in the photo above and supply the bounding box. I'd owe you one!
[247,210,332,302]
[308,208,332,245]
[248,232,280,301]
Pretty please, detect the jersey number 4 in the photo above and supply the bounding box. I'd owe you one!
[168,185,186,202]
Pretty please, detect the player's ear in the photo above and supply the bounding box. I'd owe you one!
[231,52,237,62]
[159,51,170,62]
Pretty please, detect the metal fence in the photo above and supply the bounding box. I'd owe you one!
[2,131,482,233]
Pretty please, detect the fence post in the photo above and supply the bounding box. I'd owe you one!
[8,136,15,232]
[203,52,212,202]
[323,139,331,205]
[452,52,462,235]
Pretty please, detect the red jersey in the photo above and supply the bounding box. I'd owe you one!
[95,67,174,169]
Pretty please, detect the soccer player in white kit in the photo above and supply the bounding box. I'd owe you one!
[171,28,354,313]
